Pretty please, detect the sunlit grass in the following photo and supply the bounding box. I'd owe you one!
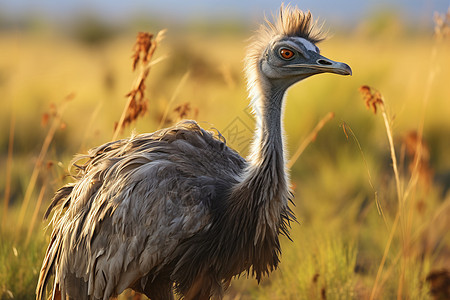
[1,207,47,299]
[1,16,450,299]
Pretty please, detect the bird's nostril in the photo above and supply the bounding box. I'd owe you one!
[317,59,332,65]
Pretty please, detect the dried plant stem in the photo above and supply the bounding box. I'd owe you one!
[287,112,334,169]
[370,102,404,300]
[377,197,450,294]
[17,97,70,230]
[157,71,190,130]
[112,31,166,141]
[80,101,103,151]
[25,183,46,246]
[396,41,438,300]
[361,71,439,297]
[370,211,401,300]
[2,114,15,229]
[377,240,402,292]
[404,62,436,201]
[112,59,153,141]
[113,87,137,141]
[341,122,386,227]
[381,107,403,205]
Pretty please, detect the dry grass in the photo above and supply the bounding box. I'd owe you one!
[288,112,335,169]
[113,30,166,140]
[157,71,190,129]
[1,8,450,299]
[360,42,448,298]
[359,84,427,299]
[16,94,74,231]
[2,114,15,229]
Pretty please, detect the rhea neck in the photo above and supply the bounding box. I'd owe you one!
[234,68,292,206]
[249,80,287,167]
[226,59,295,245]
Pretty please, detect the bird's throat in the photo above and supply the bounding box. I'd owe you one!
[230,84,290,242]
[249,85,287,171]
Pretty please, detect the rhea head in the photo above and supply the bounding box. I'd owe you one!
[246,6,352,100]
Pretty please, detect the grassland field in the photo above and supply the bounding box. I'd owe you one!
[0,15,449,299]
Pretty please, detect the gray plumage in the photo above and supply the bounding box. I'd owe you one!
[37,5,351,300]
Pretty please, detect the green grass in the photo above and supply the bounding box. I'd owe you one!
[1,208,48,300]
[252,231,357,300]
[1,17,450,299]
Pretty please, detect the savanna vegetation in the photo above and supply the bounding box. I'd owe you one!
[1,9,449,300]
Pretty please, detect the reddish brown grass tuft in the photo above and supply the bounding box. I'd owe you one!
[132,32,155,71]
[113,31,166,140]
[173,103,198,123]
[359,85,384,114]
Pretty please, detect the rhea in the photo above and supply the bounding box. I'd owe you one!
[37,6,351,300]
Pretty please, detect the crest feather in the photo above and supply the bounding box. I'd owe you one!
[274,4,325,42]
[245,5,325,99]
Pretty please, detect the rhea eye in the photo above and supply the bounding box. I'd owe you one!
[279,48,295,60]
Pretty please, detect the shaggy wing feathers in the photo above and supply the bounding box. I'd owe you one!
[37,120,245,300]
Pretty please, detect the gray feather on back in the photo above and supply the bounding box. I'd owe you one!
[37,121,247,300]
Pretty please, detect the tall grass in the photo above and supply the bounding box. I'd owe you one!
[16,94,73,231]
[249,230,357,300]
[2,114,15,229]
[1,11,450,299]
[0,222,47,299]
[113,30,166,140]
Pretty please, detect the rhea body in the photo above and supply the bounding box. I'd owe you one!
[37,6,351,300]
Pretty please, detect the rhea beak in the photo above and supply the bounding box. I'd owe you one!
[287,54,352,76]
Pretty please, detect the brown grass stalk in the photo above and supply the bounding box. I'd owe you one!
[17,94,72,230]
[2,114,15,230]
[395,30,440,299]
[341,122,386,227]
[80,101,103,151]
[363,36,441,294]
[380,105,403,206]
[394,28,442,300]
[112,30,166,141]
[287,112,334,169]
[403,48,438,202]
[361,86,404,300]
[376,236,403,294]
[370,211,401,300]
[25,182,46,246]
[157,71,190,130]
[376,197,450,296]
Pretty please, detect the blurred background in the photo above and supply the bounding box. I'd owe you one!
[1,0,448,26]
[1,0,449,299]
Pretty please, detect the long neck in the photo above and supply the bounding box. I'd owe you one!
[248,83,287,182]
[231,74,291,241]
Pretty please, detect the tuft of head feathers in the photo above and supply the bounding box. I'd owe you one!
[245,5,325,99]
[273,4,325,42]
